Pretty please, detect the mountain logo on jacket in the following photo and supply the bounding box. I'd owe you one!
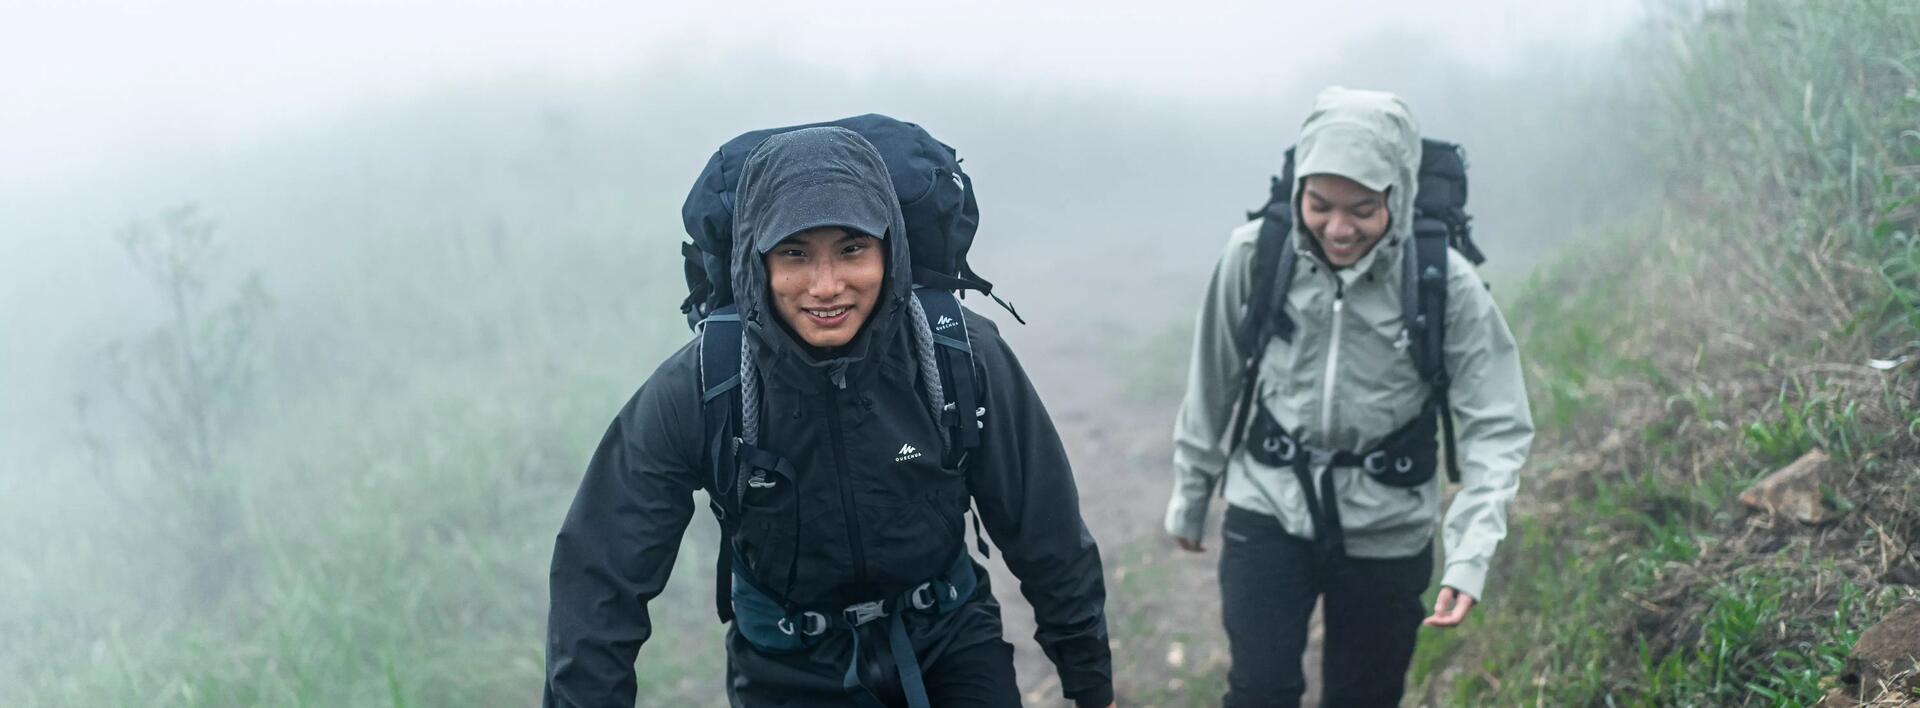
[894,444,923,462]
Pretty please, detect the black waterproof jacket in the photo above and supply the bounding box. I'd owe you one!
[544,128,1113,707]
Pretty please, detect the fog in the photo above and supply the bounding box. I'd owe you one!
[1,2,1651,704]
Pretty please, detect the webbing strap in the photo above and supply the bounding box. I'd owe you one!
[736,442,797,483]
[970,505,990,559]
[699,306,745,623]
[1440,391,1462,484]
[891,611,931,708]
[844,624,888,708]
[1289,455,1348,573]
[842,613,931,708]
[713,522,733,623]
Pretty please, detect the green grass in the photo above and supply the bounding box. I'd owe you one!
[1411,0,1920,705]
[0,196,731,706]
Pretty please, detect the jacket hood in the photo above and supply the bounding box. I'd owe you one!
[731,126,915,386]
[1290,86,1423,277]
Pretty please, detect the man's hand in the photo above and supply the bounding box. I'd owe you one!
[1422,586,1476,627]
[1171,534,1205,553]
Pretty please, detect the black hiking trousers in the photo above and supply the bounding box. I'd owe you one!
[1218,504,1433,708]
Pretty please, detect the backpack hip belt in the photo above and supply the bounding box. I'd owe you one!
[1241,397,1443,565]
[731,547,977,708]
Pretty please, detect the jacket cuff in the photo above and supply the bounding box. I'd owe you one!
[1072,683,1115,708]
[1440,559,1489,602]
[1163,486,1212,541]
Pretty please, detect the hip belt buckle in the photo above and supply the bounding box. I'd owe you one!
[1362,450,1389,474]
[844,600,887,627]
[910,582,937,611]
[777,611,829,637]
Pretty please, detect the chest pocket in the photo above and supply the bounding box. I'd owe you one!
[847,386,973,586]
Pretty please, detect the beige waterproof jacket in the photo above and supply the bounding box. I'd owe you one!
[1164,87,1533,600]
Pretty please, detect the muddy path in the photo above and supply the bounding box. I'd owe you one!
[981,310,1326,708]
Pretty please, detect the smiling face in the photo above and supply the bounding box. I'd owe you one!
[1299,173,1391,268]
[764,226,885,349]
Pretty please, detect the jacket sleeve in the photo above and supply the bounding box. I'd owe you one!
[1165,224,1259,541]
[1437,253,1535,600]
[963,314,1115,708]
[544,343,706,707]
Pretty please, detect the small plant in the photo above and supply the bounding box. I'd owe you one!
[99,204,272,603]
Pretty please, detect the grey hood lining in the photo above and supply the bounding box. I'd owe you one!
[730,126,916,387]
[1288,86,1424,278]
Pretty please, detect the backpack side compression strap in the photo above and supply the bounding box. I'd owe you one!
[698,308,745,622]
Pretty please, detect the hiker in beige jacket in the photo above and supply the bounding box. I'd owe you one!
[1164,86,1533,707]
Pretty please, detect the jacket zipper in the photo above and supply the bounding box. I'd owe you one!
[1321,279,1345,436]
[824,386,868,586]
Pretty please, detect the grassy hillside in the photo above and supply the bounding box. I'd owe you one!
[0,193,728,706]
[1412,1,1920,705]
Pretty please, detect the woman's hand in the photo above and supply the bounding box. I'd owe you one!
[1421,586,1476,627]
[1171,534,1205,553]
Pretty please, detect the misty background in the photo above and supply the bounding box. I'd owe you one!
[2,1,1651,705]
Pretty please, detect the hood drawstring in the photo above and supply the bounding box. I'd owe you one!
[738,297,948,452]
[907,294,949,451]
[740,337,762,447]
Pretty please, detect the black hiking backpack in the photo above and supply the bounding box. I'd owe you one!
[678,115,996,623]
[678,113,1020,329]
[1225,138,1484,483]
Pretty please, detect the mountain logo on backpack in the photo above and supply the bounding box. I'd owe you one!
[894,444,923,463]
[935,315,959,331]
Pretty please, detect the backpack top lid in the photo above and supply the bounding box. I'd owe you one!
[679,114,985,328]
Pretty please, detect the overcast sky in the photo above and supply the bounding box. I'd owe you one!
[3,0,1643,183]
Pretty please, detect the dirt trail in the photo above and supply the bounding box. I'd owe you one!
[982,322,1326,707]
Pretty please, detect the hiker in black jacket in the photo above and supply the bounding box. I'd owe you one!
[544,127,1114,707]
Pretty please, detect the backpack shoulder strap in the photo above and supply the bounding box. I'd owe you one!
[1243,208,1300,348]
[912,286,995,558]
[1226,204,1298,453]
[912,287,982,460]
[697,306,745,622]
[1403,222,1461,483]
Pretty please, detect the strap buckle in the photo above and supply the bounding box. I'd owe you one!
[777,611,828,637]
[844,600,888,627]
[910,582,937,611]
[1261,435,1297,462]
[1362,450,1389,474]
